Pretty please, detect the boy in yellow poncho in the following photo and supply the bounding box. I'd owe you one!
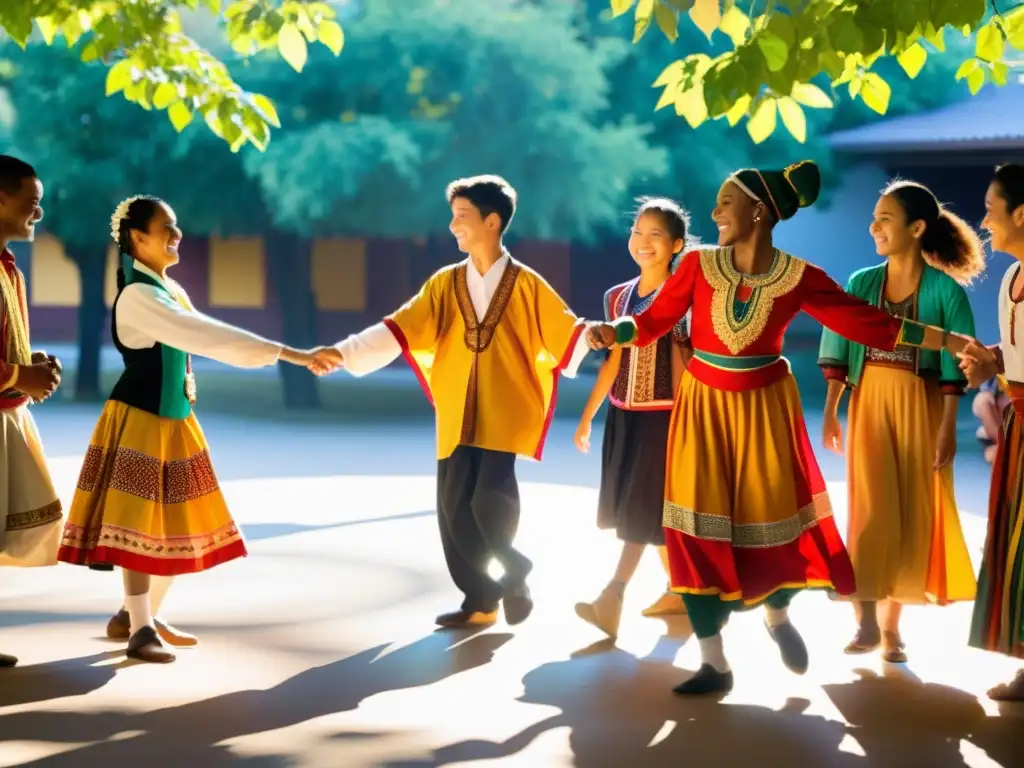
[316,175,591,628]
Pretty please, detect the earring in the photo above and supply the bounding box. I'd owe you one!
[753,215,761,222]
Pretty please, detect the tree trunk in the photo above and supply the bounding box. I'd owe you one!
[265,230,321,409]
[70,247,108,401]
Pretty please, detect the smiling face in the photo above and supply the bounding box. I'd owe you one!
[0,175,43,243]
[982,181,1024,255]
[449,196,499,254]
[628,211,682,271]
[869,193,923,258]
[131,202,182,271]
[712,181,763,247]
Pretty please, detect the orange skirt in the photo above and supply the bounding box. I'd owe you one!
[58,401,246,575]
[846,364,975,604]
[662,370,854,605]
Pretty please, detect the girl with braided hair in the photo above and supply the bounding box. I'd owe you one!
[57,196,329,663]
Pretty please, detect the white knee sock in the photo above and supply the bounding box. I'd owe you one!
[699,634,730,673]
[125,593,154,637]
[765,605,789,628]
[149,576,173,618]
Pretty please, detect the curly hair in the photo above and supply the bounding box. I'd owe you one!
[882,180,986,285]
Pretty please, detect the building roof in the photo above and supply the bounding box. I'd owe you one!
[828,81,1024,154]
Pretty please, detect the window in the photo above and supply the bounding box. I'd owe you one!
[208,236,266,308]
[311,237,366,311]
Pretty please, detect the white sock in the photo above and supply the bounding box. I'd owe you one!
[699,634,730,673]
[765,606,789,628]
[124,593,154,637]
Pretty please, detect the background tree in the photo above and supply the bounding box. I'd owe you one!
[605,0,1024,144]
[0,0,345,151]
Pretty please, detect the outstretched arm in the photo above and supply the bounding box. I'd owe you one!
[799,265,972,357]
[607,251,700,347]
[116,283,290,368]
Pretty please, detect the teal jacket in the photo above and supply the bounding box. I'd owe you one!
[817,262,975,391]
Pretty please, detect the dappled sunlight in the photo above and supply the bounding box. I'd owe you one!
[1,468,1020,766]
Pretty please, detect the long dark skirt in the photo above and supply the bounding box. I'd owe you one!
[597,405,671,545]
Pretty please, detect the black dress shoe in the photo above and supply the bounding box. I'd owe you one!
[0,652,17,668]
[503,583,533,626]
[126,625,176,664]
[673,664,734,695]
[765,620,809,674]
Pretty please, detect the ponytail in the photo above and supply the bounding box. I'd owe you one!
[882,179,986,286]
[919,208,986,286]
[116,266,126,292]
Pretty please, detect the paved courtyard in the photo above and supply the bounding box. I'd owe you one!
[0,393,1021,767]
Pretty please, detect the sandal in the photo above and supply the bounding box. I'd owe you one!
[844,626,881,654]
[881,631,907,663]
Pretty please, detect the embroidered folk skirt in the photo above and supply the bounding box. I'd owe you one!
[57,400,246,575]
[0,406,63,568]
[969,385,1024,658]
[597,405,671,545]
[662,371,855,606]
[845,364,975,604]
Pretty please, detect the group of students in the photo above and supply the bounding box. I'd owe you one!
[1,151,1022,705]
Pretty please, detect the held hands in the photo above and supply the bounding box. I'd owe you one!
[957,340,998,389]
[308,346,344,376]
[586,322,616,351]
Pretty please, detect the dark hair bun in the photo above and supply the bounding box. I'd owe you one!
[785,160,821,208]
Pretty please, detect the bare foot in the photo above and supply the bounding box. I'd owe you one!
[988,670,1024,701]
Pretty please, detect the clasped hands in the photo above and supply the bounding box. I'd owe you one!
[18,350,62,403]
[957,340,999,388]
[302,346,344,376]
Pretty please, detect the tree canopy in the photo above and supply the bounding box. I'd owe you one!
[0,0,346,152]
[613,0,1024,143]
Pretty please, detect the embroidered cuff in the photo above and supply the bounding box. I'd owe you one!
[896,318,927,348]
[820,365,848,384]
[939,380,967,397]
[611,317,638,345]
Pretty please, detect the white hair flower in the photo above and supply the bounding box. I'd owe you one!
[110,195,143,244]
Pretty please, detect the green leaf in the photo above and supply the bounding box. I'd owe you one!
[610,0,636,17]
[975,21,1004,63]
[896,42,927,79]
[923,23,946,51]
[633,0,654,43]
[791,82,833,109]
[859,72,891,114]
[778,97,806,143]
[689,0,721,40]
[252,93,281,128]
[105,59,134,96]
[1006,6,1024,49]
[168,101,193,132]
[318,20,344,56]
[756,31,789,72]
[35,16,58,45]
[278,23,308,72]
[955,59,979,81]
[724,94,751,127]
[654,83,678,111]
[653,60,685,88]
[153,83,179,110]
[746,98,777,144]
[967,65,986,95]
[992,61,1010,87]
[654,2,679,43]
[80,41,101,63]
[674,87,708,129]
[718,6,749,46]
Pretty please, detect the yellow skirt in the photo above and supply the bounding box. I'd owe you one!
[662,371,855,604]
[57,400,246,575]
[846,364,976,604]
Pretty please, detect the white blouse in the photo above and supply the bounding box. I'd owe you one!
[115,260,282,369]
[335,252,589,378]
